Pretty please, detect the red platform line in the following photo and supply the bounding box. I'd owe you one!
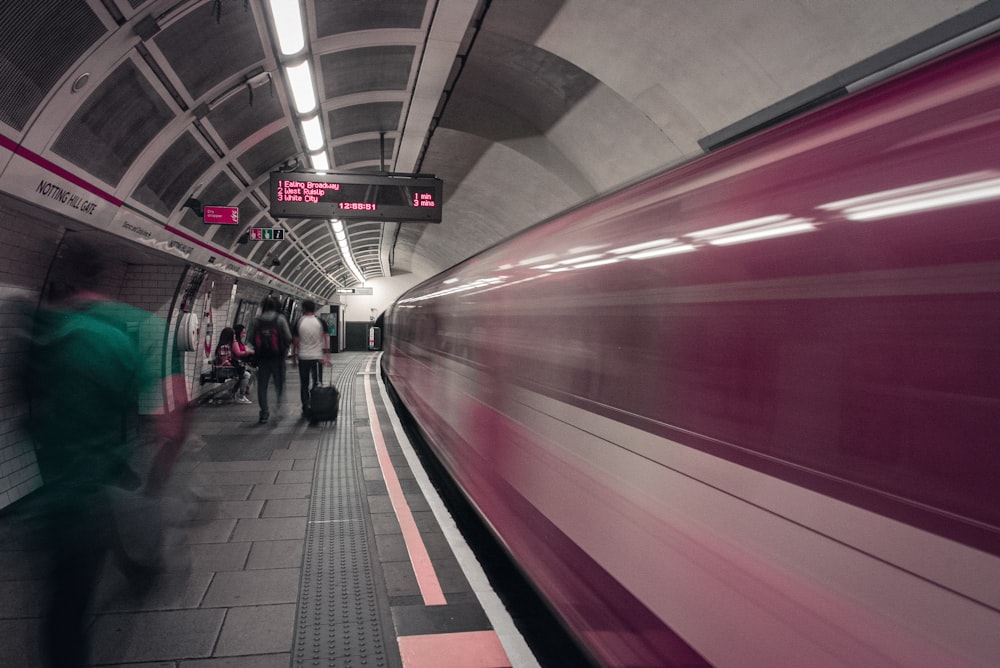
[398,631,512,668]
[364,355,447,606]
[0,132,122,206]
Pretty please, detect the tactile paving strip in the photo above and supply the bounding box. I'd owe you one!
[293,356,390,668]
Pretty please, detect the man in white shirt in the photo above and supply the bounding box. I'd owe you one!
[291,299,329,416]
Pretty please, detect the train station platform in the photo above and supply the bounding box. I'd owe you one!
[0,352,538,668]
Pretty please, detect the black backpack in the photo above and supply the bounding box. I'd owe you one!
[253,321,281,358]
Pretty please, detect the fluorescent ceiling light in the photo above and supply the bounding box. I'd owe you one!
[301,116,324,151]
[309,151,329,171]
[285,60,316,114]
[337,239,363,284]
[268,0,306,55]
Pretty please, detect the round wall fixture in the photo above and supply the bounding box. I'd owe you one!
[71,73,90,93]
[177,311,200,352]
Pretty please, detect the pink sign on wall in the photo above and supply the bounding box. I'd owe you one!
[203,205,239,224]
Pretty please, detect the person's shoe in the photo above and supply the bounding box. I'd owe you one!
[259,412,269,424]
[237,395,252,404]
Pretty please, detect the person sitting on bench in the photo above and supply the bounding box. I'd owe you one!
[214,327,252,403]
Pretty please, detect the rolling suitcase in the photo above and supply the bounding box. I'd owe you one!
[309,384,339,425]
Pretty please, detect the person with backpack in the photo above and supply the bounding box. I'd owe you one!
[252,295,293,424]
[291,299,330,417]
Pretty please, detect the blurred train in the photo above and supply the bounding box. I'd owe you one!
[382,32,1000,667]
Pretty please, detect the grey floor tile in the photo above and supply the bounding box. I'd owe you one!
[434,558,473,594]
[0,548,46,581]
[194,461,293,472]
[422,531,455,560]
[213,604,296,657]
[201,568,300,607]
[260,498,309,518]
[246,540,304,570]
[413,511,441,533]
[187,500,265,520]
[366,495,393,514]
[269,449,316,462]
[403,492,431,512]
[89,608,225,664]
[0,618,43,668]
[375,533,408,563]
[380,561,419,598]
[95,568,212,613]
[0,579,45,618]
[371,512,401,535]
[191,485,253,501]
[187,542,251,573]
[391,595,491,636]
[248,483,311,500]
[181,654,290,667]
[191,470,280,486]
[181,519,236,544]
[231,517,307,542]
[273,469,313,484]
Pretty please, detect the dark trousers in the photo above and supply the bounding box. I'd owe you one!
[256,356,285,418]
[298,358,321,410]
[41,491,112,668]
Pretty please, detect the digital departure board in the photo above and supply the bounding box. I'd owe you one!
[269,172,443,223]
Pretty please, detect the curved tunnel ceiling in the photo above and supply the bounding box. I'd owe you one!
[1,0,996,302]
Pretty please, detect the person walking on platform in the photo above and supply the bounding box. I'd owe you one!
[252,295,292,424]
[24,235,190,668]
[292,299,330,417]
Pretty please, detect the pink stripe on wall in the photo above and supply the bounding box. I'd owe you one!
[0,132,123,206]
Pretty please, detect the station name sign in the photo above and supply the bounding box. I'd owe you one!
[269,171,442,223]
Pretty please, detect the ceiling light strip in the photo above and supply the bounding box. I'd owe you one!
[331,219,365,285]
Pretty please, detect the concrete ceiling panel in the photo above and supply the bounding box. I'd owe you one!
[0,0,995,304]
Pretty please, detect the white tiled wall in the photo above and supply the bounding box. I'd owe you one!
[0,210,64,507]
[0,215,199,508]
[0,201,289,511]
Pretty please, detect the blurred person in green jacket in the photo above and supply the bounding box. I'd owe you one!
[25,234,190,668]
